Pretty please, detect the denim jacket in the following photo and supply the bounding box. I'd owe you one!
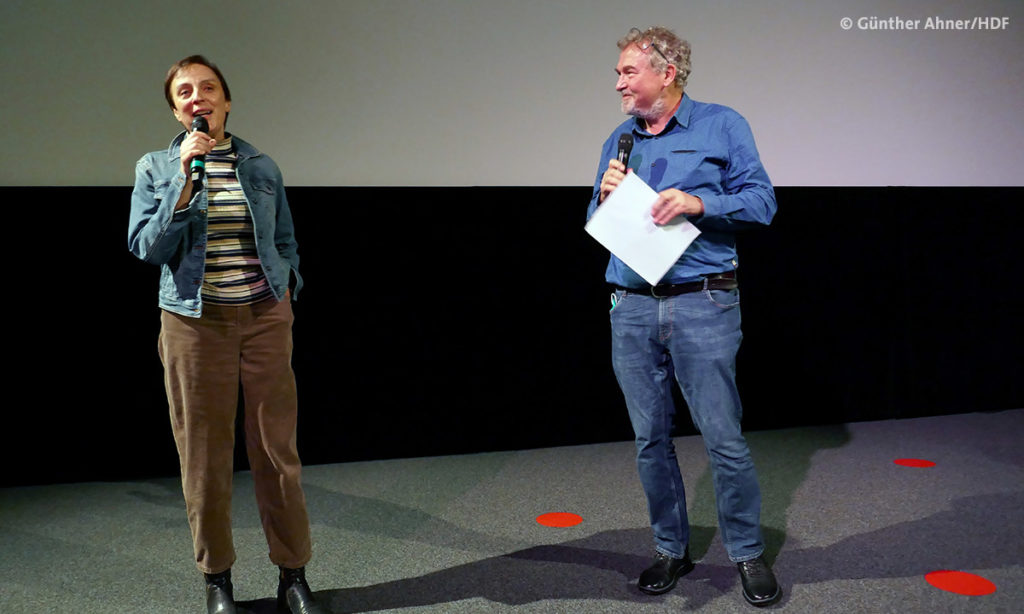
[128,132,302,317]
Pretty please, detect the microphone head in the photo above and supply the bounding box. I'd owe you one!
[617,132,634,155]
[190,115,209,134]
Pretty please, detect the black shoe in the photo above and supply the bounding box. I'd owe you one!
[638,549,695,595]
[277,567,330,614]
[737,556,781,607]
[205,570,237,614]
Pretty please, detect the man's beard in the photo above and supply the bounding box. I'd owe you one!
[623,95,668,122]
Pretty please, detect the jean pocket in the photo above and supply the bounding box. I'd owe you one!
[252,181,276,195]
[609,289,626,312]
[704,287,740,309]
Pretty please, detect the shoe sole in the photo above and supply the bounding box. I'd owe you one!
[638,560,695,595]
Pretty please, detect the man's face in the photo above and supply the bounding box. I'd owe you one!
[170,64,231,140]
[615,44,667,118]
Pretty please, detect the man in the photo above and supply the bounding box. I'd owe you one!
[129,56,329,614]
[587,27,780,607]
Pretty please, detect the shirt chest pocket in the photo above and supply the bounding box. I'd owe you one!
[152,178,171,203]
[650,149,727,190]
[246,181,277,212]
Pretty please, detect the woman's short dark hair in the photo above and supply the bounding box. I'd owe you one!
[163,55,232,110]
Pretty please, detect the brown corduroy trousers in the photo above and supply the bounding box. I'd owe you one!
[158,297,312,574]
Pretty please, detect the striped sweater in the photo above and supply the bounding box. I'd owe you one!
[200,136,273,305]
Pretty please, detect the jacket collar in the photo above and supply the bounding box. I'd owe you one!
[166,131,260,162]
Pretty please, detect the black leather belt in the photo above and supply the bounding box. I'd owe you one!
[616,271,738,298]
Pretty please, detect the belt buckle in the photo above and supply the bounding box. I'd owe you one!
[650,284,666,298]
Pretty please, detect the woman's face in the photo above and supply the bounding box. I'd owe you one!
[169,63,231,140]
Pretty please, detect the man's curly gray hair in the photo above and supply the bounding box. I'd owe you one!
[618,27,692,89]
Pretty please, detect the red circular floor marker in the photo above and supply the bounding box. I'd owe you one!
[925,570,997,596]
[536,512,583,527]
[894,458,937,467]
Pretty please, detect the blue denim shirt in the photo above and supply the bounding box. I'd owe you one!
[128,132,302,317]
[587,95,776,287]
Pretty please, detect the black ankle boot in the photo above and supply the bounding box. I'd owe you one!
[204,569,237,614]
[277,566,329,614]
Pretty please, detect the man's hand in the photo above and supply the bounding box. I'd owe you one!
[651,188,704,225]
[599,159,628,203]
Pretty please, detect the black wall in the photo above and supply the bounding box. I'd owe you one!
[6,186,1022,487]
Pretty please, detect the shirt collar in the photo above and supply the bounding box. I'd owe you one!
[674,93,694,128]
[167,131,239,161]
[631,93,693,136]
[212,135,234,154]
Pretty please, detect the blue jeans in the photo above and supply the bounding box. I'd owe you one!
[609,286,764,563]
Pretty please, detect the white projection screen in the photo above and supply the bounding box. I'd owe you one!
[1,0,1021,187]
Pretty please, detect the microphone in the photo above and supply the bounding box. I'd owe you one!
[189,116,209,183]
[617,133,633,168]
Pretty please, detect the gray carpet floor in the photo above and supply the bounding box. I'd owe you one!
[2,409,1021,613]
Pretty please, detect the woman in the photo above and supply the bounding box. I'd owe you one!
[128,55,328,614]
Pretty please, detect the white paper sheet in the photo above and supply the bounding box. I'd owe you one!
[584,172,701,285]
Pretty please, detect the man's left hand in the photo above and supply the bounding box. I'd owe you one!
[651,189,704,225]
